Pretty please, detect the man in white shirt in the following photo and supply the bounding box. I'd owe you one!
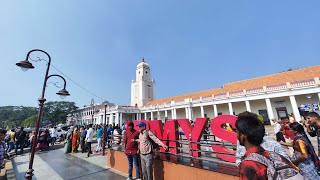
[272,119,285,142]
[50,126,58,146]
[85,124,94,157]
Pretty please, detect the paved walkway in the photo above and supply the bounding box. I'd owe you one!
[11,145,126,180]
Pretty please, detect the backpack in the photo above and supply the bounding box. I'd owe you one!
[146,130,159,151]
[4,134,11,142]
[244,151,303,180]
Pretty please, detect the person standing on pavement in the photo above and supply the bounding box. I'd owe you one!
[6,129,15,157]
[80,126,87,153]
[305,112,320,156]
[14,127,26,156]
[272,119,286,143]
[124,122,140,180]
[50,126,58,146]
[133,122,168,180]
[95,125,103,152]
[85,124,94,157]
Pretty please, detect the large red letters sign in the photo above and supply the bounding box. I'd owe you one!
[132,115,237,162]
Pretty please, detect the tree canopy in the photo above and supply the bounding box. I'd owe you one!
[0,101,78,128]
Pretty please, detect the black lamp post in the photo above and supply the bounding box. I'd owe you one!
[102,103,107,155]
[16,49,70,180]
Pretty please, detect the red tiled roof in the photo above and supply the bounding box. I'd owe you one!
[147,65,320,106]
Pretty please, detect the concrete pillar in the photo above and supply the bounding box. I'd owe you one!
[245,100,251,112]
[185,107,189,119]
[171,109,174,119]
[144,112,147,120]
[265,98,275,123]
[200,106,205,118]
[119,113,123,125]
[188,107,192,121]
[151,112,154,120]
[228,102,233,115]
[110,114,114,125]
[289,95,302,122]
[318,93,320,101]
[157,111,160,120]
[115,113,119,125]
[213,104,218,117]
[165,110,168,119]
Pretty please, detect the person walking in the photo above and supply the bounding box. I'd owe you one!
[14,127,26,156]
[65,126,74,154]
[124,122,140,180]
[282,122,320,180]
[134,122,168,180]
[85,124,94,157]
[0,128,7,174]
[95,125,103,152]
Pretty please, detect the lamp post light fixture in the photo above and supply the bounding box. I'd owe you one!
[16,49,70,180]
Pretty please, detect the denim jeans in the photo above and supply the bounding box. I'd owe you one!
[15,141,24,155]
[126,154,140,179]
[6,142,14,155]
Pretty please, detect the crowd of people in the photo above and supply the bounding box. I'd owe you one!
[237,111,320,180]
[2,112,320,179]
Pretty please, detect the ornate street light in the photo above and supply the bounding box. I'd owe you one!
[16,49,70,180]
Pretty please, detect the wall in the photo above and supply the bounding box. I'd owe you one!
[106,149,238,180]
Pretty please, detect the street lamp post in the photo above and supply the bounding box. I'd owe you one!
[91,99,94,125]
[16,49,70,180]
[102,103,107,155]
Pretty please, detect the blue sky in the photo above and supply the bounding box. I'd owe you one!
[0,1,319,108]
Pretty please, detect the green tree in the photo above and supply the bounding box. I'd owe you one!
[42,101,78,125]
[23,115,37,127]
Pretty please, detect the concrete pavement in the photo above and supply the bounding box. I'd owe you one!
[10,145,126,180]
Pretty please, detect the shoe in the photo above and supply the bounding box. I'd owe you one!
[135,177,141,180]
[126,178,132,180]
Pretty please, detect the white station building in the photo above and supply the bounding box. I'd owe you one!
[67,60,320,126]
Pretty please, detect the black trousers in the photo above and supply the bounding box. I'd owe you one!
[86,142,92,157]
[276,132,286,142]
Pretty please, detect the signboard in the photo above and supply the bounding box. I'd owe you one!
[300,103,320,111]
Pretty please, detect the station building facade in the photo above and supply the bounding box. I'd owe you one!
[67,60,320,126]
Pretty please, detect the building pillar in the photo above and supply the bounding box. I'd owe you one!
[200,106,205,118]
[165,110,168,119]
[115,113,119,125]
[110,114,114,125]
[289,95,302,122]
[318,93,320,101]
[157,111,160,120]
[228,102,233,115]
[185,107,189,119]
[188,107,192,121]
[171,109,174,119]
[173,109,177,119]
[213,104,218,117]
[265,98,275,124]
[119,113,123,125]
[151,111,154,120]
[245,100,251,112]
[144,112,147,120]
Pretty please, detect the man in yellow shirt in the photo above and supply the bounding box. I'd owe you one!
[6,129,15,157]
